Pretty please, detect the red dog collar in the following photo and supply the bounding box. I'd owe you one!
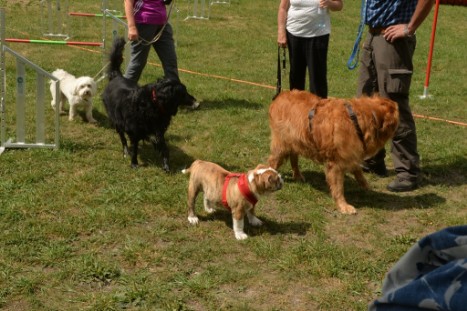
[222,173,258,210]
[152,88,166,114]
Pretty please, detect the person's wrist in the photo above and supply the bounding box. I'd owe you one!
[404,24,414,37]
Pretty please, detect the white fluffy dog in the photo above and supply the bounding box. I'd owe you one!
[50,69,97,123]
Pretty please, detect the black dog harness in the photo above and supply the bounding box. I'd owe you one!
[308,102,366,150]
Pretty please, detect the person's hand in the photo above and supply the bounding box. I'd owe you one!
[319,0,329,8]
[127,25,138,41]
[384,24,411,43]
[278,33,287,48]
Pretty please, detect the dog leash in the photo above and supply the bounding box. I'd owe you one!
[274,46,286,99]
[93,40,132,83]
[347,0,367,70]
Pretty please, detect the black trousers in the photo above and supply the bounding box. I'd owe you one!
[286,31,329,98]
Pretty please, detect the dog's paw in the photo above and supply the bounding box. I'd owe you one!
[234,231,248,240]
[88,118,98,124]
[190,101,200,110]
[188,216,199,225]
[292,172,306,182]
[338,204,357,215]
[248,216,263,227]
[204,207,215,214]
[162,161,170,173]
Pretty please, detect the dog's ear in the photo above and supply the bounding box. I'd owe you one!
[72,82,80,95]
[255,164,269,171]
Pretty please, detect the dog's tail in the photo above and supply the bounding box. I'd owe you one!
[107,37,126,80]
[181,167,191,175]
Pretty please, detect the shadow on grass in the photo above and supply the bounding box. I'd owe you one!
[89,109,111,128]
[420,156,467,187]
[133,140,196,173]
[286,170,446,211]
[195,210,311,238]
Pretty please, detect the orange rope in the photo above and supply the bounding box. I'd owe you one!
[6,28,467,127]
[413,114,467,127]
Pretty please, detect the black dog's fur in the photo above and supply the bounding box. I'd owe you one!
[102,37,197,171]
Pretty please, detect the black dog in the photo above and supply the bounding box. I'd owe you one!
[102,37,197,171]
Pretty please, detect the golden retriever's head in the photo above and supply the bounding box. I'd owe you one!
[378,97,399,137]
[364,97,399,155]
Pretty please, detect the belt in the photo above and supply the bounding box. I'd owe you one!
[369,27,387,35]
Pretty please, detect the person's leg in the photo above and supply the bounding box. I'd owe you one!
[124,24,156,83]
[372,35,420,191]
[388,93,420,190]
[306,34,329,98]
[153,23,179,82]
[357,34,388,176]
[357,35,378,97]
[286,31,306,91]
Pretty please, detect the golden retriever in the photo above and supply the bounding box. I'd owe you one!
[268,90,399,214]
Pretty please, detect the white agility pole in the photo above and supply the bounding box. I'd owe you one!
[210,0,231,5]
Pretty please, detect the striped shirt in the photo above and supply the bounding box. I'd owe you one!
[365,0,417,28]
[133,0,166,25]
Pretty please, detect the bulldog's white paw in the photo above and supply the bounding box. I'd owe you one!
[188,216,199,225]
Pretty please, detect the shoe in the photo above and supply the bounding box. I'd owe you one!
[361,161,388,177]
[387,177,418,192]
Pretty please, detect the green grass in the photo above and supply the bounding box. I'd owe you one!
[1,0,466,310]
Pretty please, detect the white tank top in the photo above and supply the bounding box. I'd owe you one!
[287,0,331,37]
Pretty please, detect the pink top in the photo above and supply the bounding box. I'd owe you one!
[133,0,167,25]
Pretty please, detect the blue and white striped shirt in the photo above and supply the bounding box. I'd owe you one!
[365,0,417,28]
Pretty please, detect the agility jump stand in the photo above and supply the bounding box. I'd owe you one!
[40,0,70,40]
[0,9,61,155]
[185,0,211,20]
[185,0,231,20]
[101,8,130,82]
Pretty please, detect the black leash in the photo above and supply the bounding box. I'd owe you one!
[274,47,286,99]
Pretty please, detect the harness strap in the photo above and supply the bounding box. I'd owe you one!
[222,173,257,210]
[308,108,316,132]
[238,174,258,207]
[344,102,366,150]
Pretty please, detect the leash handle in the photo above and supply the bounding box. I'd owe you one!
[347,0,367,70]
[274,46,286,99]
[275,46,281,97]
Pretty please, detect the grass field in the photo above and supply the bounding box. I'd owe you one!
[0,0,466,310]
